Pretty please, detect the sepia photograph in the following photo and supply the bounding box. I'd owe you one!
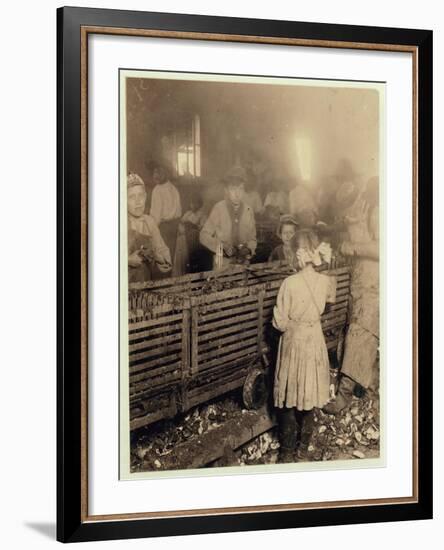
[119,70,383,478]
[54,6,432,541]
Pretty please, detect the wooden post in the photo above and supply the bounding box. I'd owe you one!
[181,301,191,376]
[257,287,264,354]
[191,305,199,376]
[180,300,191,412]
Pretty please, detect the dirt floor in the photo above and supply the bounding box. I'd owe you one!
[131,385,380,472]
[235,390,380,466]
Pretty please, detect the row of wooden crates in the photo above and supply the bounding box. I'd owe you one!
[128,259,351,431]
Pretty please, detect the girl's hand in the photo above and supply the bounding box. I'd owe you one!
[157,260,172,272]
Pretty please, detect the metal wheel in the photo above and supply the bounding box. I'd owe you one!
[243,367,268,410]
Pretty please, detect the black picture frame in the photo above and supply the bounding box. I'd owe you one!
[57,5,433,543]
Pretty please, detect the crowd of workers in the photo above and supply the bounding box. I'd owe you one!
[127,160,380,461]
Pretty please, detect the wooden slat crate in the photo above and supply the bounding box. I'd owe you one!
[127,260,351,430]
[128,299,191,430]
[190,286,265,381]
[187,265,350,402]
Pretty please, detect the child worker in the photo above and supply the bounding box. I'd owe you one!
[268,214,300,265]
[127,173,172,282]
[200,165,257,269]
[272,229,335,462]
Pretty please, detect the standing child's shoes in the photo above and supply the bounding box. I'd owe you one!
[279,446,296,463]
[295,409,315,461]
[295,442,309,461]
[277,407,299,463]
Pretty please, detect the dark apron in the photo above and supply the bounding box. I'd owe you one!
[155,219,180,279]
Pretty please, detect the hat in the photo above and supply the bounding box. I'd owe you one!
[127,173,145,189]
[222,165,247,187]
[276,214,300,237]
[334,180,361,210]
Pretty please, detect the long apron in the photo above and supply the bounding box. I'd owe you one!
[341,257,379,388]
[274,319,331,410]
[155,219,180,279]
[273,272,331,410]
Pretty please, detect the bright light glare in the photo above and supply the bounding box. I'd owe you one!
[296,138,312,182]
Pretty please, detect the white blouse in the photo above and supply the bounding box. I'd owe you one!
[150,181,182,224]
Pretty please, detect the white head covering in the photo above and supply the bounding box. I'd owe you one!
[127,173,145,189]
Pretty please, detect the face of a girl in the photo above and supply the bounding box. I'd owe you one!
[281,224,296,245]
[128,185,147,217]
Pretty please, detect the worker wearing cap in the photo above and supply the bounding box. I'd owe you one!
[200,166,257,268]
[127,173,172,282]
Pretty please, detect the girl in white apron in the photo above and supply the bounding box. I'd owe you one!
[273,229,335,461]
